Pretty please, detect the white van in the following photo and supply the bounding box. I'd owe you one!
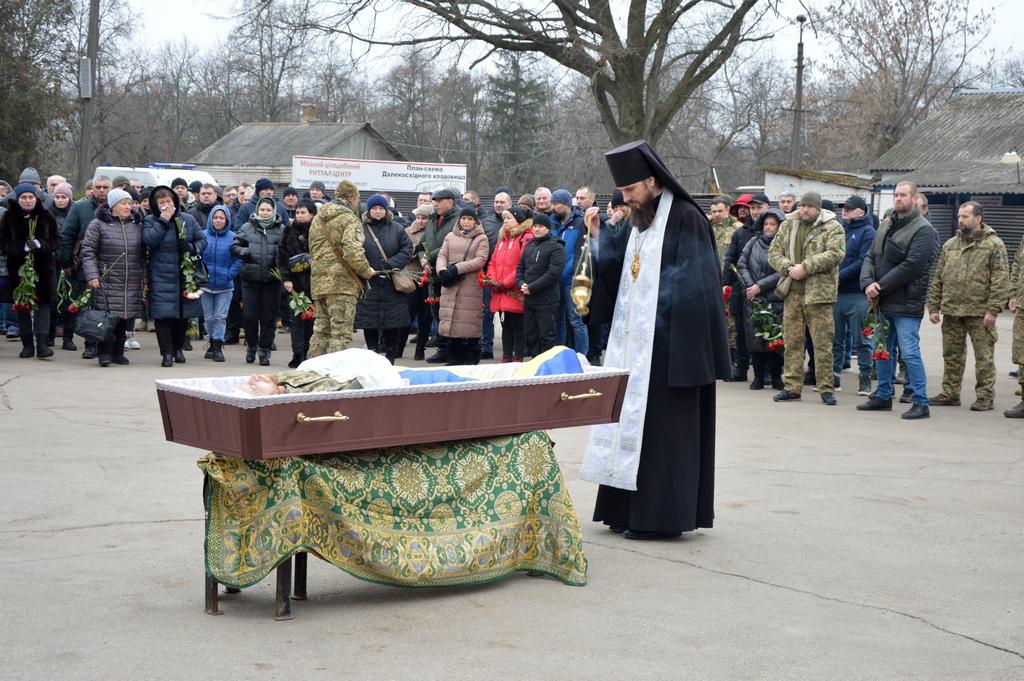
[93,163,219,189]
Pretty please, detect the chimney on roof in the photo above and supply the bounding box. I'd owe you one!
[300,103,317,124]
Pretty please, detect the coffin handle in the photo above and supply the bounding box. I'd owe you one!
[295,411,350,424]
[560,389,603,401]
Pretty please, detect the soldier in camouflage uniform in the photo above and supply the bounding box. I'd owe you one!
[307,181,375,358]
[927,201,1010,412]
[236,370,359,395]
[767,191,846,405]
[1004,236,1024,418]
[709,195,741,350]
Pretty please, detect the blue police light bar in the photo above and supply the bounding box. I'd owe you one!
[145,163,197,169]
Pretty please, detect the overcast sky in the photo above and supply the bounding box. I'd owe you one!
[138,0,1018,80]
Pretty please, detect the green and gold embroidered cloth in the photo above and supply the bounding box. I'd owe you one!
[199,430,587,588]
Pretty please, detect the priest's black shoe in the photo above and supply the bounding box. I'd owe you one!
[174,350,186,364]
[773,390,801,402]
[820,392,837,406]
[608,525,626,534]
[901,404,930,420]
[161,354,174,367]
[623,529,682,540]
[857,396,892,411]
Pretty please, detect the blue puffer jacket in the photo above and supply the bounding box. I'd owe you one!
[202,205,241,291]
[550,206,587,287]
[142,187,207,320]
[838,213,876,294]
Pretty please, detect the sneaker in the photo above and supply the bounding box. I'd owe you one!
[6,327,20,339]
[969,398,993,412]
[857,376,872,396]
[124,337,141,350]
[857,396,893,411]
[929,393,961,407]
[820,392,837,406]
[901,404,930,420]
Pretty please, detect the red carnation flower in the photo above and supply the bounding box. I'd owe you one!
[722,286,732,303]
[862,327,872,338]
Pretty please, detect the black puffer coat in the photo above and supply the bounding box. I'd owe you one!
[232,211,284,284]
[142,187,206,320]
[737,230,784,352]
[355,211,413,330]
[80,204,146,319]
[277,217,313,296]
[515,231,566,309]
[860,208,940,318]
[0,195,61,304]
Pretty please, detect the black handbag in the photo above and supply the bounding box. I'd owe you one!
[192,254,209,288]
[75,292,118,343]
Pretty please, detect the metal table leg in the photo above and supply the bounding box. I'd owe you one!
[274,557,293,621]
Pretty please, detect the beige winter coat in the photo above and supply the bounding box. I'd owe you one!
[436,223,489,338]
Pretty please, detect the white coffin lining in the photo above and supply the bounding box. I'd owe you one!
[155,367,630,409]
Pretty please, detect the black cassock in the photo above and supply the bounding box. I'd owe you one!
[590,194,731,533]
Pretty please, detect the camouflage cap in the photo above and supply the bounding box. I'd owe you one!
[335,180,359,200]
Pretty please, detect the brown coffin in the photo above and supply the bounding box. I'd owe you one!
[156,368,629,459]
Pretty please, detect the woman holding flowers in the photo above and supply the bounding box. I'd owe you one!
[80,188,145,367]
[277,198,317,368]
[355,193,413,365]
[484,206,534,362]
[737,208,786,390]
[0,184,60,359]
[143,185,206,368]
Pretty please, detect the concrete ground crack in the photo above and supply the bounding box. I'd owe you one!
[0,373,27,409]
[39,407,153,435]
[3,517,203,536]
[586,537,1024,661]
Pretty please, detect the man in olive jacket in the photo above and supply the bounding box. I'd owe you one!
[767,191,846,404]
[927,201,1010,411]
[1007,236,1024,418]
[307,180,375,357]
[857,181,940,419]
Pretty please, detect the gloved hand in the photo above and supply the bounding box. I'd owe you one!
[177,240,190,256]
[25,239,40,251]
[439,265,458,287]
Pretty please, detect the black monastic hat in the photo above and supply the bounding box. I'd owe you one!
[604,140,687,197]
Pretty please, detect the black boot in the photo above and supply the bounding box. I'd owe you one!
[111,337,129,365]
[174,349,186,363]
[19,335,34,358]
[245,346,257,364]
[288,352,303,369]
[210,340,225,363]
[204,343,216,360]
[62,337,77,351]
[464,339,481,366]
[445,339,464,366]
[183,337,193,351]
[426,349,450,363]
[259,348,271,366]
[35,334,53,359]
[161,353,174,367]
[749,354,765,390]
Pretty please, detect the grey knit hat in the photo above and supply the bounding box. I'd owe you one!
[19,167,41,185]
[798,191,822,210]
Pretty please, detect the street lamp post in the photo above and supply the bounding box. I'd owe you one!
[77,0,100,191]
[789,15,807,169]
[1000,149,1021,184]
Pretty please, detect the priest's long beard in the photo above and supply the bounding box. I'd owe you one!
[630,199,657,229]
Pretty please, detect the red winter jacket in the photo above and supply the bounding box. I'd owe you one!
[485,225,534,314]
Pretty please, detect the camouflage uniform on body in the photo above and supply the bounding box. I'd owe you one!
[712,216,742,348]
[272,370,359,393]
[307,196,374,357]
[928,224,1010,400]
[1009,237,1023,389]
[768,208,846,394]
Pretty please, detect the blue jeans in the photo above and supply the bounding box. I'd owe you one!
[832,292,871,377]
[480,287,494,353]
[200,290,233,341]
[556,282,589,356]
[875,314,928,404]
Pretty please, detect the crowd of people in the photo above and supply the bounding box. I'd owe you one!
[0,167,1021,418]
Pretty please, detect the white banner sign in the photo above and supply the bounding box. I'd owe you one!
[292,155,467,193]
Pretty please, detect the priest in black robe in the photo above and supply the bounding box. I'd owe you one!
[581,140,731,540]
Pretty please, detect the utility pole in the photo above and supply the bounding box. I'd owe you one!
[77,0,100,191]
[788,14,807,169]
